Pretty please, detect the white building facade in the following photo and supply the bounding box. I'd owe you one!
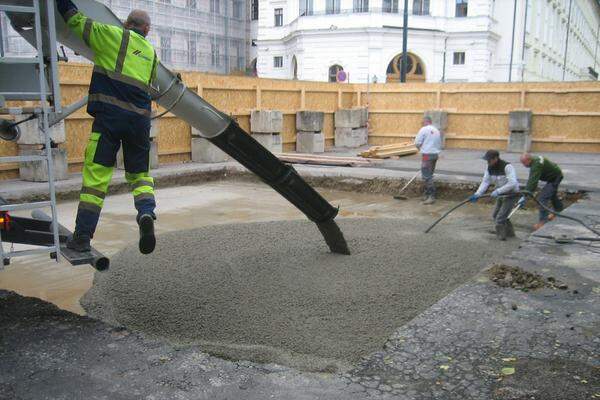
[255,0,600,83]
[1,0,250,74]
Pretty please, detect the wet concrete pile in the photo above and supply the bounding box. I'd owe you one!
[488,264,568,291]
[82,218,519,372]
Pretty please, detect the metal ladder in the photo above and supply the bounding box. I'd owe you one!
[0,0,62,266]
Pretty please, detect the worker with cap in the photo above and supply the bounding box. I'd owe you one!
[518,153,564,231]
[414,116,442,205]
[57,0,158,254]
[469,150,519,240]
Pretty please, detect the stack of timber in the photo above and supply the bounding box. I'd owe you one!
[358,142,418,159]
[276,153,373,167]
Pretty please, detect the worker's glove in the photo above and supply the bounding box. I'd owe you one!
[490,190,500,198]
[517,196,526,208]
[468,194,480,203]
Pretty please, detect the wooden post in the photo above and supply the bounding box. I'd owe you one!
[300,88,306,110]
[357,90,362,107]
[520,90,526,109]
[337,89,342,109]
[197,84,203,97]
[436,89,441,109]
[256,86,262,109]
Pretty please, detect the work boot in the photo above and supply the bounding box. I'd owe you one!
[495,224,507,241]
[138,214,156,255]
[506,220,516,238]
[422,196,436,205]
[533,221,545,231]
[66,232,91,252]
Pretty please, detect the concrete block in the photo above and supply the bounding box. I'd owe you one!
[273,133,283,153]
[507,130,532,153]
[16,116,66,145]
[252,132,275,152]
[191,127,204,137]
[424,110,448,131]
[250,110,283,133]
[335,108,368,129]
[191,137,229,163]
[296,111,324,132]
[509,111,532,131]
[149,118,159,139]
[18,146,68,182]
[334,127,368,148]
[296,131,325,153]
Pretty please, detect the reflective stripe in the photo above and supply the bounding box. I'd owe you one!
[83,18,93,47]
[134,192,155,202]
[78,201,102,214]
[115,29,131,74]
[93,65,149,92]
[88,93,151,117]
[81,186,106,199]
[130,180,154,189]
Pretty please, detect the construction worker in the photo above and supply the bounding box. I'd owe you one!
[57,0,158,254]
[519,153,564,231]
[469,150,520,240]
[414,116,442,205]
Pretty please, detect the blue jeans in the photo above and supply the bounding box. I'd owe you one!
[538,176,563,222]
[421,153,438,197]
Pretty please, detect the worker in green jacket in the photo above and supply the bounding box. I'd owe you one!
[519,153,564,230]
[57,0,158,254]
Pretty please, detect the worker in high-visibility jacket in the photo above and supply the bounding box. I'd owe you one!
[57,0,157,254]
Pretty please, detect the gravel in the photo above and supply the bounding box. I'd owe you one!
[82,218,518,372]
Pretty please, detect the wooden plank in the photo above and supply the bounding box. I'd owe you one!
[276,152,372,167]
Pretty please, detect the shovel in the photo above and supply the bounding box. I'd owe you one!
[393,171,420,200]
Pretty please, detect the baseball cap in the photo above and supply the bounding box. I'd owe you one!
[482,149,500,161]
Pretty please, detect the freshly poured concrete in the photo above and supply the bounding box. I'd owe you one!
[82,217,520,372]
[0,181,535,315]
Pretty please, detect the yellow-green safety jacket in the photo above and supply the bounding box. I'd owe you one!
[58,0,157,118]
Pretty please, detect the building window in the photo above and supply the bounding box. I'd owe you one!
[299,0,313,16]
[455,0,467,17]
[412,0,429,15]
[187,0,196,9]
[160,36,171,63]
[453,51,465,65]
[274,8,283,26]
[233,0,242,18]
[354,0,368,12]
[383,0,398,13]
[274,56,283,68]
[326,0,340,14]
[251,0,258,20]
[210,0,220,13]
[329,64,343,82]
[188,40,197,65]
[211,41,220,67]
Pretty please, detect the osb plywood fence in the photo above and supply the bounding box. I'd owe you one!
[1,62,599,180]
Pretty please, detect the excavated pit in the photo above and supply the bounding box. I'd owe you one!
[82,218,519,372]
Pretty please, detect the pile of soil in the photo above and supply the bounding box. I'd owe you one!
[488,264,568,291]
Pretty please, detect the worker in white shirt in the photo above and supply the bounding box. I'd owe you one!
[469,150,520,240]
[414,116,442,205]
